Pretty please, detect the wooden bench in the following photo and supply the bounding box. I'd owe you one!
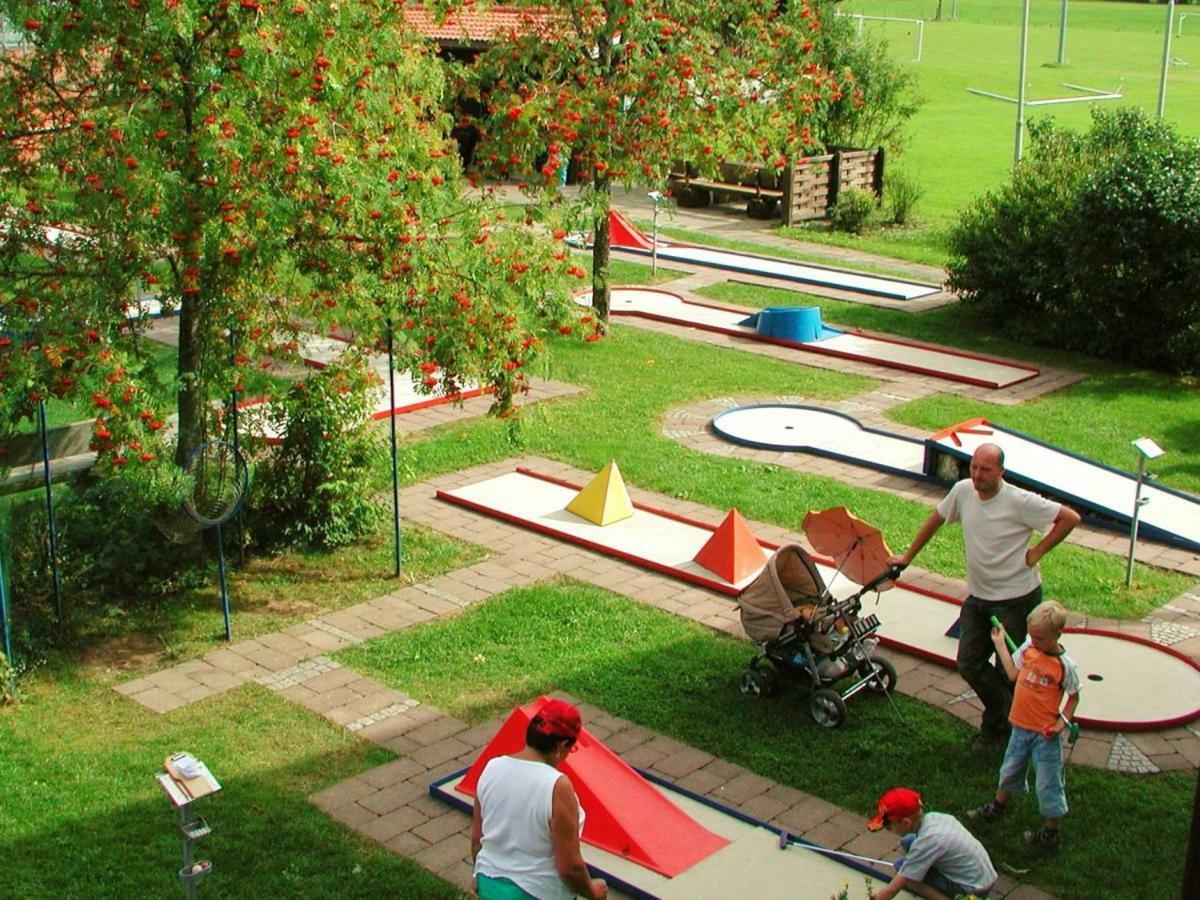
[667,171,784,218]
[667,175,783,200]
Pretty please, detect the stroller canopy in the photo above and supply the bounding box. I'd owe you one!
[738,544,828,643]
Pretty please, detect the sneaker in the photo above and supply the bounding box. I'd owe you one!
[1024,826,1060,850]
[966,799,1007,822]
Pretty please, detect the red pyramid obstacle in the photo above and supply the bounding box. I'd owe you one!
[457,697,729,878]
[694,508,767,583]
[608,209,656,251]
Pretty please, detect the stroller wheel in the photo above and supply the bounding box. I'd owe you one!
[809,688,847,728]
[865,657,898,694]
[739,666,779,699]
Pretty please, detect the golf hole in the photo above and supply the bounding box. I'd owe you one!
[1087,673,1104,682]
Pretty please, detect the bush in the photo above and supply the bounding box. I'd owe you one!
[1,461,209,661]
[248,351,384,550]
[815,5,923,151]
[830,187,878,234]
[884,171,923,225]
[947,108,1200,373]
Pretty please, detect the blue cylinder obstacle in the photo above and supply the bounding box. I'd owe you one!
[753,307,825,342]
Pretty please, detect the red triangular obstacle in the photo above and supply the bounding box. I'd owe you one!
[694,508,767,583]
[457,697,729,878]
[608,209,656,252]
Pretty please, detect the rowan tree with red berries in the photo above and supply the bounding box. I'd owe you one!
[456,0,847,324]
[0,0,578,477]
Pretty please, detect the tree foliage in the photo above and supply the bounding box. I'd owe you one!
[0,0,578,476]
[814,7,921,153]
[456,0,844,321]
[947,109,1200,374]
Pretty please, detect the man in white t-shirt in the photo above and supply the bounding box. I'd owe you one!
[890,443,1080,750]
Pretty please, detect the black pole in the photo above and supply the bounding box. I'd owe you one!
[386,319,401,577]
[37,400,63,620]
[215,523,232,642]
[0,531,13,666]
[228,326,244,565]
[1184,768,1200,899]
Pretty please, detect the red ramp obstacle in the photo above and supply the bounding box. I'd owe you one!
[608,208,656,252]
[458,696,729,878]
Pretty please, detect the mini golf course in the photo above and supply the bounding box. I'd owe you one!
[605,210,941,302]
[583,287,1039,390]
[432,696,904,899]
[709,404,1200,553]
[437,465,1200,732]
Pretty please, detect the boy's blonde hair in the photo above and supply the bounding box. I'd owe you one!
[1028,600,1067,634]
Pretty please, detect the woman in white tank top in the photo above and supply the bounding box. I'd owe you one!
[471,700,607,900]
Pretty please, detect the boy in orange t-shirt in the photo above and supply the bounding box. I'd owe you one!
[967,600,1080,851]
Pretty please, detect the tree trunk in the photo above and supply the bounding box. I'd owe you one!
[174,287,205,467]
[591,176,611,324]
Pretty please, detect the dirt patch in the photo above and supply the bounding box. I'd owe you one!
[255,593,322,618]
[77,631,165,673]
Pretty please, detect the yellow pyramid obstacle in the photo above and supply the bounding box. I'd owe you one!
[566,460,634,526]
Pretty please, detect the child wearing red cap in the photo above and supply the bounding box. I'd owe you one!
[867,787,997,900]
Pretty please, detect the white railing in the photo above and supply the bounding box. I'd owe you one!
[838,13,925,63]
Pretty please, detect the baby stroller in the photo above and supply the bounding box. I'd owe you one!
[737,544,900,728]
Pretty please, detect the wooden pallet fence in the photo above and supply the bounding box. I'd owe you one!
[782,146,885,225]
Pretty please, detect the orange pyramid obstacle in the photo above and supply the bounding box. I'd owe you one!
[565,459,634,526]
[457,697,729,878]
[694,508,767,583]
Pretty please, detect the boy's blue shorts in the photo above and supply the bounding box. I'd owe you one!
[998,725,1068,819]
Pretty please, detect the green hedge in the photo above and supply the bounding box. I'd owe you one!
[947,108,1200,374]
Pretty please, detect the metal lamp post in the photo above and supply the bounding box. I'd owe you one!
[1125,437,1164,587]
[647,191,663,278]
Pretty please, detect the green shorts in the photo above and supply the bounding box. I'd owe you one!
[476,873,538,900]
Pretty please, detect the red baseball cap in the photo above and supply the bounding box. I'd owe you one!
[866,787,922,831]
[531,699,582,741]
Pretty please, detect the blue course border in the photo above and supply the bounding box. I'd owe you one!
[710,403,934,483]
[429,765,884,900]
[611,242,939,302]
[923,422,1200,553]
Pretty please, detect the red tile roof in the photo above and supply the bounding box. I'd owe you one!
[401,4,556,47]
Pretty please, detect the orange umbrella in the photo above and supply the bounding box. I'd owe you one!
[802,507,895,590]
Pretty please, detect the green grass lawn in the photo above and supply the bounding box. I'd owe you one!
[3,516,485,682]
[841,0,1200,221]
[650,222,945,278]
[775,219,953,269]
[340,580,1191,900]
[0,676,463,898]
